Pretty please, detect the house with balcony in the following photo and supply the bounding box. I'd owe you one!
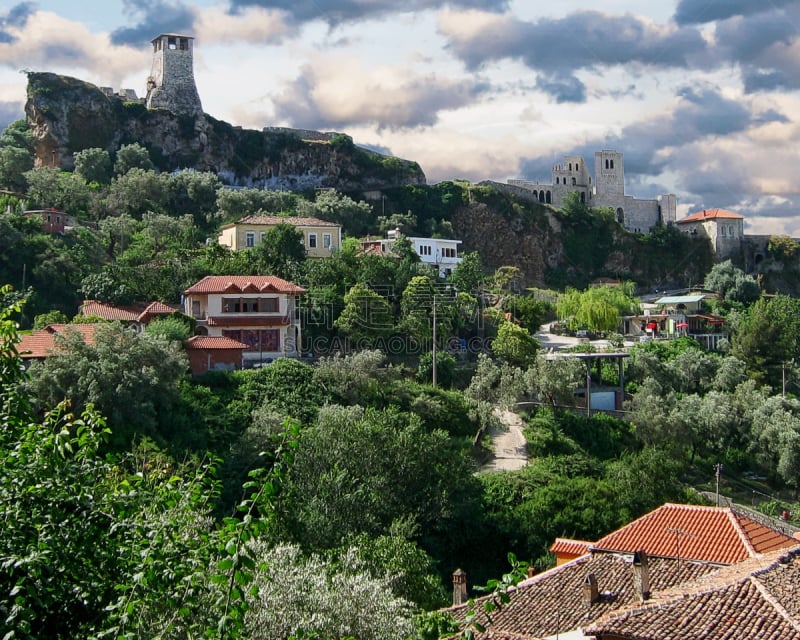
[360,228,463,277]
[217,215,342,258]
[183,275,306,365]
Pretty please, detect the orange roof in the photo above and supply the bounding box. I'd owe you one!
[592,503,798,564]
[225,215,341,228]
[184,276,306,295]
[80,300,178,323]
[17,324,101,359]
[549,537,592,558]
[677,208,744,224]
[185,336,248,350]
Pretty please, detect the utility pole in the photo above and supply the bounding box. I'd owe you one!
[432,295,437,388]
[714,463,723,506]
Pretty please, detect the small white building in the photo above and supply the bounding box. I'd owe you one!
[360,228,463,277]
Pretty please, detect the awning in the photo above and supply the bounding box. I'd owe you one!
[646,322,658,330]
[676,322,689,328]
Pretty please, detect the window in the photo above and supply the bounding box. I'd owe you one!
[419,245,432,256]
[441,247,457,258]
[308,233,317,249]
[571,177,576,186]
[246,232,255,248]
[259,297,279,313]
[323,233,332,249]
[260,231,266,244]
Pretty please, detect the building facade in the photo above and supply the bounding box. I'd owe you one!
[676,208,745,261]
[360,228,463,277]
[183,275,305,365]
[508,150,677,233]
[218,215,343,258]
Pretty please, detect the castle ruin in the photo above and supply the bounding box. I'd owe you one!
[145,33,203,116]
[509,150,676,233]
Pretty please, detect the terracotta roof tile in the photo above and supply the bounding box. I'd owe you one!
[230,215,341,228]
[585,545,800,640]
[591,503,798,565]
[183,276,306,295]
[677,208,744,224]
[446,552,719,640]
[185,336,248,350]
[80,300,138,321]
[550,538,592,557]
[18,324,101,359]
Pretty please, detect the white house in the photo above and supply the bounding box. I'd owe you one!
[360,228,463,277]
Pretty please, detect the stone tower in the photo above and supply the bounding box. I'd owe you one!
[594,150,624,198]
[145,33,203,116]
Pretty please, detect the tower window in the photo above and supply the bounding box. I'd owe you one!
[610,159,615,169]
[168,36,177,49]
[572,177,576,186]
[605,159,609,169]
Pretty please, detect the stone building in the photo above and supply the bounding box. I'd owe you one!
[509,150,676,233]
[676,208,745,261]
[145,33,203,116]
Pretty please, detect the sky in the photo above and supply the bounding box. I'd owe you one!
[1,1,800,235]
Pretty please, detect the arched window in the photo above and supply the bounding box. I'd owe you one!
[569,163,572,171]
[605,159,609,169]
[572,177,577,186]
[580,192,585,203]
[546,191,551,204]
[616,207,624,225]
[610,159,615,169]
[555,177,559,185]
[539,191,545,203]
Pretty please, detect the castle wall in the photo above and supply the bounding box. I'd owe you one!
[509,150,673,233]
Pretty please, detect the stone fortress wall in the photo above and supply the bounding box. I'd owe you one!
[509,150,676,233]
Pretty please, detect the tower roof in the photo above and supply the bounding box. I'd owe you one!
[677,208,744,224]
[151,33,194,42]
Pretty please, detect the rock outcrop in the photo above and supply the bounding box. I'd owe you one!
[24,72,425,192]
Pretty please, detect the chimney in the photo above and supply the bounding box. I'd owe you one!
[452,568,468,606]
[583,573,599,605]
[632,550,651,601]
[527,566,536,578]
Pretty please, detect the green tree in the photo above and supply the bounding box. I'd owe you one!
[557,284,638,333]
[0,120,34,191]
[492,321,539,368]
[449,251,485,295]
[704,259,760,304]
[145,314,193,342]
[105,168,167,219]
[335,283,394,347]
[400,275,436,339]
[23,322,189,450]
[114,142,155,175]
[298,188,373,236]
[73,147,112,185]
[32,309,70,329]
[251,222,306,280]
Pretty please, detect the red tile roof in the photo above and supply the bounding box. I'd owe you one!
[183,276,306,295]
[592,503,798,564]
[81,300,138,321]
[550,538,592,558]
[446,552,720,639]
[185,336,248,350]
[585,545,800,640]
[17,324,101,359]
[677,208,744,224]
[226,215,341,228]
[80,300,178,323]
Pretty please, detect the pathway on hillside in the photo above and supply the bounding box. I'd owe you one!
[480,408,528,472]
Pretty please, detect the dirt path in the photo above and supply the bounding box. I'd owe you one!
[480,408,528,472]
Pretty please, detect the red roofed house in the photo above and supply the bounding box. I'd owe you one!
[185,335,248,375]
[79,300,180,332]
[17,324,101,364]
[676,208,745,261]
[183,275,305,366]
[550,502,799,567]
[550,538,592,566]
[586,545,800,640]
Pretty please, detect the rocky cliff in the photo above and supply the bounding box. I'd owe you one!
[24,72,425,192]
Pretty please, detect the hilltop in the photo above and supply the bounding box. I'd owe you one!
[24,71,425,193]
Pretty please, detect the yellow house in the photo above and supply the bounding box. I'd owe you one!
[218,215,342,258]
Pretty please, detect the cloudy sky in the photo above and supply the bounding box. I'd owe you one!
[1,0,799,234]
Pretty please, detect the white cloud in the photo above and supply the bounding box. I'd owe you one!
[194,5,294,45]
